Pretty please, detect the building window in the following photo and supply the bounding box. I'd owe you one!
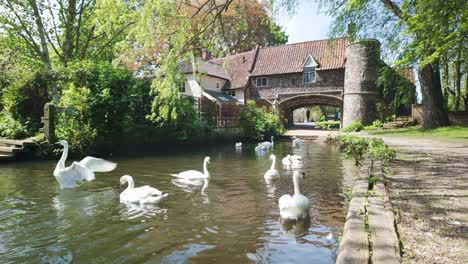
[256,77,268,87]
[179,83,186,93]
[226,90,236,97]
[303,66,316,84]
[216,83,219,89]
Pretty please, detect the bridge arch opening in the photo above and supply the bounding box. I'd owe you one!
[277,94,343,128]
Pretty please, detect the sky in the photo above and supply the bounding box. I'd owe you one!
[276,1,333,44]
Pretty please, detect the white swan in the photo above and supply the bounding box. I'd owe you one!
[264,154,280,181]
[282,154,303,166]
[235,142,242,149]
[292,136,304,147]
[120,175,168,204]
[278,170,310,220]
[171,156,210,180]
[258,136,274,150]
[53,140,117,189]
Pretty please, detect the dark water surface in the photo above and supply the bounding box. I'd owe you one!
[0,141,357,263]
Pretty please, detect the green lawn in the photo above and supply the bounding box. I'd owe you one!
[367,126,468,141]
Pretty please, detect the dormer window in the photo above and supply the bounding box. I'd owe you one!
[302,54,318,84]
[303,67,316,84]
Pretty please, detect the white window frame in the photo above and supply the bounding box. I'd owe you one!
[302,54,318,84]
[256,77,268,87]
[303,66,316,84]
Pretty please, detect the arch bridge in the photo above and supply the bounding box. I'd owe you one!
[275,93,343,125]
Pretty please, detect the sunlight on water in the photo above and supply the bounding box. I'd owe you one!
[0,141,358,263]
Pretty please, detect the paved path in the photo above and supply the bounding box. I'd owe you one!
[287,129,468,263]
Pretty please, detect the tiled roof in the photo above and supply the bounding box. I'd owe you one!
[399,68,417,86]
[216,49,256,89]
[250,37,348,76]
[179,58,230,80]
[199,38,348,89]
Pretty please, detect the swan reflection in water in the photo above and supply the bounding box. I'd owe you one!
[281,216,337,249]
[171,178,210,204]
[280,215,311,238]
[264,180,277,198]
[119,202,168,220]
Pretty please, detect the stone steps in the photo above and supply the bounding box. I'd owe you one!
[0,138,35,161]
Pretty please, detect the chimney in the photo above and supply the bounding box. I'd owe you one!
[201,48,211,61]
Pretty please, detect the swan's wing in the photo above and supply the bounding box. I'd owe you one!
[140,193,168,204]
[55,162,94,189]
[170,170,205,180]
[278,194,292,210]
[78,157,117,172]
[138,185,163,196]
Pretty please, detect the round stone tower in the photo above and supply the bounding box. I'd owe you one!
[342,39,380,128]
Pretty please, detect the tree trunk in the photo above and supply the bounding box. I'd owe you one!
[419,62,449,128]
[464,74,468,112]
[441,56,450,108]
[454,63,461,112]
[63,0,77,65]
[30,0,59,104]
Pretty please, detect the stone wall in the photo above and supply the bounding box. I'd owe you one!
[248,69,344,100]
[342,39,380,127]
[413,104,468,126]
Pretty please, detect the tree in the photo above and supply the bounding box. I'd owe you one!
[0,0,137,102]
[271,0,467,128]
[118,0,288,71]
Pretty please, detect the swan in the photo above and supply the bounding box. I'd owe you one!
[120,175,168,204]
[258,136,274,150]
[235,142,242,149]
[278,170,310,220]
[292,136,304,147]
[264,154,280,181]
[170,156,210,180]
[53,140,117,189]
[282,154,303,166]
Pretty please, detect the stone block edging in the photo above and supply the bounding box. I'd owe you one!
[337,159,401,264]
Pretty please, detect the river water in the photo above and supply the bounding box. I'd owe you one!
[0,141,357,263]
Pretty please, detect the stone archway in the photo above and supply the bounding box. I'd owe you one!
[277,94,343,125]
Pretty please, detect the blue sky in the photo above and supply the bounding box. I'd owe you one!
[276,1,333,44]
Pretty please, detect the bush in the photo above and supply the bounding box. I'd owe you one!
[336,134,369,165]
[363,120,384,131]
[368,138,397,164]
[54,61,150,153]
[0,112,31,139]
[55,84,97,153]
[316,120,340,130]
[328,134,397,165]
[341,121,363,132]
[239,100,285,140]
[2,71,50,133]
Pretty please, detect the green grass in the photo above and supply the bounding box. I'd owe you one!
[367,126,468,141]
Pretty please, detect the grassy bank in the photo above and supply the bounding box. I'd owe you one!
[367,126,468,142]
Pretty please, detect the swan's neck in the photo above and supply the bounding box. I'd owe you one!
[55,144,68,171]
[203,161,210,178]
[125,179,135,190]
[293,174,301,195]
[270,157,276,170]
[201,179,209,196]
[271,136,274,145]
